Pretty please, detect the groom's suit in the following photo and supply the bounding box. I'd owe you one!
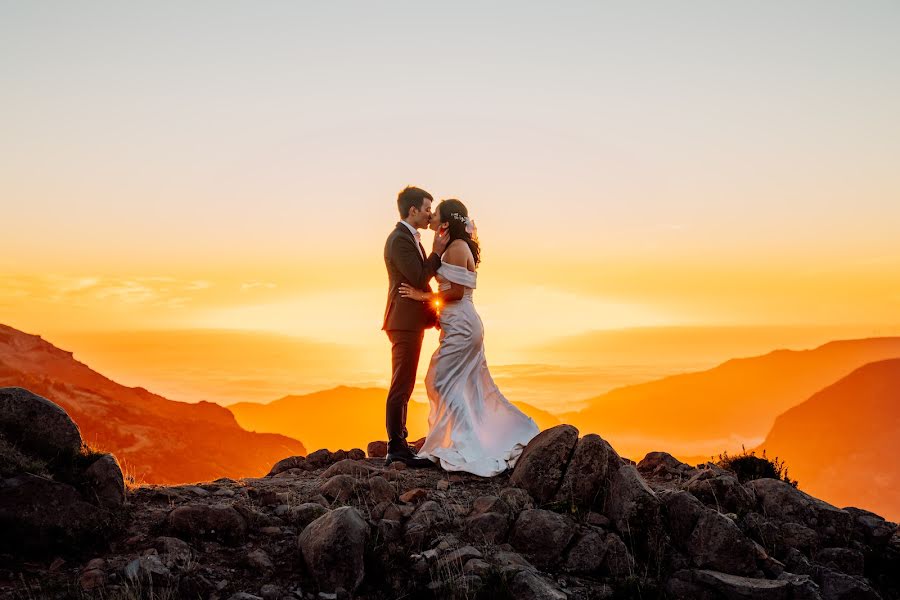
[383,222,442,451]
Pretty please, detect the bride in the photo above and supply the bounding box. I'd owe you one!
[399,199,540,477]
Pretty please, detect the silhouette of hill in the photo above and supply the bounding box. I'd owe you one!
[561,337,900,459]
[758,358,900,521]
[229,386,561,452]
[0,324,304,484]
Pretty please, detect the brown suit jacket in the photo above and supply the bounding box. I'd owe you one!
[382,222,442,331]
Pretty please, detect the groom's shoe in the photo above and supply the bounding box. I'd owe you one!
[385,446,435,469]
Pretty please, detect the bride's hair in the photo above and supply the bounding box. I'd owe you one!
[438,199,481,266]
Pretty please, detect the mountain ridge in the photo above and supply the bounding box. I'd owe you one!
[560,336,900,458]
[758,357,900,521]
[0,323,305,484]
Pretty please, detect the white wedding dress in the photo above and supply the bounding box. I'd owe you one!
[416,260,540,476]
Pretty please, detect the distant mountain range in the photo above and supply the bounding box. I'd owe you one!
[229,387,561,453]
[3,321,898,520]
[758,358,900,521]
[560,337,900,459]
[0,324,304,484]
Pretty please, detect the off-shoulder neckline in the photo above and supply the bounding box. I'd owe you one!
[440,258,477,274]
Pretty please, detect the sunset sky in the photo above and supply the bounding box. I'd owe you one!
[2,2,899,407]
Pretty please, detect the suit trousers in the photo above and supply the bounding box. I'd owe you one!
[385,328,424,452]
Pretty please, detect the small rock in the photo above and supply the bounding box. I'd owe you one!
[436,479,450,491]
[435,545,483,570]
[124,554,171,585]
[463,557,492,577]
[367,441,388,458]
[377,519,404,543]
[499,487,535,513]
[586,511,611,528]
[246,548,274,571]
[368,476,397,503]
[259,584,281,600]
[510,509,577,569]
[305,449,333,469]
[79,568,106,591]
[153,536,192,569]
[288,503,329,528]
[318,474,364,502]
[321,459,373,479]
[505,569,567,600]
[399,488,428,503]
[405,501,451,550]
[84,453,126,508]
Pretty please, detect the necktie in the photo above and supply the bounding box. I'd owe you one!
[414,232,425,261]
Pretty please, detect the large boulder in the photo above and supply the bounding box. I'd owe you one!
[687,510,760,575]
[562,527,607,574]
[815,547,864,576]
[464,495,511,544]
[659,489,706,542]
[552,433,621,509]
[84,453,126,508]
[509,425,579,505]
[637,451,694,479]
[0,474,107,554]
[605,464,661,551]
[510,508,577,569]
[746,479,852,544]
[0,387,83,459]
[266,455,306,477]
[166,504,248,545]
[816,567,882,600]
[297,506,369,593]
[843,507,897,548]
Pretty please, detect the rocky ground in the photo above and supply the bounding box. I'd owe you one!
[1,386,898,600]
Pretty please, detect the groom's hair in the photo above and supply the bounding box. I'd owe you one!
[397,186,433,218]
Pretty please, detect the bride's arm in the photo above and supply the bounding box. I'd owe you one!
[399,281,465,304]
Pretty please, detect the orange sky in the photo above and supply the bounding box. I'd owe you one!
[2,3,899,410]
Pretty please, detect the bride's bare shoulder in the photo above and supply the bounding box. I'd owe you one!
[444,240,475,271]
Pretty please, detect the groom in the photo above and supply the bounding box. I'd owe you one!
[382,186,448,468]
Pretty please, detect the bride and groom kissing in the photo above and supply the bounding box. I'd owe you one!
[382,186,539,477]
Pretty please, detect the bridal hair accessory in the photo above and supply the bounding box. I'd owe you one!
[450,212,476,235]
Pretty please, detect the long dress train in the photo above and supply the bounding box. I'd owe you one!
[416,261,540,477]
